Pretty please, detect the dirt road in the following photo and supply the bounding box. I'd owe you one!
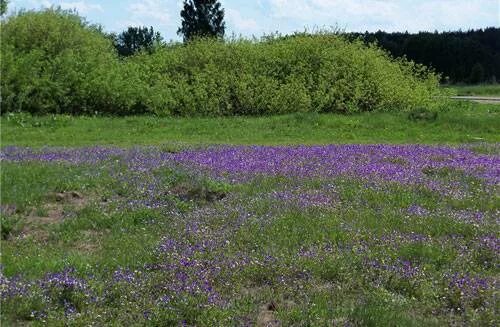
[451,96,500,104]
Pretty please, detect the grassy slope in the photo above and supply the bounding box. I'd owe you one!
[1,103,499,147]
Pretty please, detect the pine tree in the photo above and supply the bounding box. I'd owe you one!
[469,63,485,84]
[178,0,225,42]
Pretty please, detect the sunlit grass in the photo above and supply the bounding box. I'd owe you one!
[1,102,499,147]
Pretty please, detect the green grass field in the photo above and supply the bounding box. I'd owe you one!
[2,102,499,147]
[1,102,499,325]
[445,84,500,97]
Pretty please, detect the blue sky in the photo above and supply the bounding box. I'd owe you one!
[8,0,500,41]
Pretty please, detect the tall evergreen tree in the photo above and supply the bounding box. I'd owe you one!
[469,63,485,84]
[178,0,225,42]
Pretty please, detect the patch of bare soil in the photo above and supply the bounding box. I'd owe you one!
[20,191,89,240]
[170,184,226,202]
[257,302,280,327]
[52,191,86,206]
[0,204,18,216]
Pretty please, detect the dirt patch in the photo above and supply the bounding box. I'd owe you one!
[52,191,86,206]
[27,191,88,223]
[18,191,90,240]
[0,204,18,216]
[26,205,65,225]
[257,302,279,327]
[170,184,226,203]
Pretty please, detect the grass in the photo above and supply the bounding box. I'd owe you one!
[445,84,500,96]
[1,150,498,325]
[1,102,499,325]
[1,102,499,147]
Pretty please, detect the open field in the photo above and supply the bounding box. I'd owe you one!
[2,102,500,325]
[445,84,500,97]
[1,142,499,325]
[2,3,499,326]
[2,102,500,147]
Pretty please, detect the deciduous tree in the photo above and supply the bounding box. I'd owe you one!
[115,26,162,57]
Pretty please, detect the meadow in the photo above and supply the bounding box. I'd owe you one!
[448,84,500,97]
[1,7,499,326]
[2,102,499,147]
[1,102,499,325]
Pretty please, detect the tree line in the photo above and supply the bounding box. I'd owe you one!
[1,7,441,116]
[112,2,498,85]
[349,28,500,84]
[2,0,498,84]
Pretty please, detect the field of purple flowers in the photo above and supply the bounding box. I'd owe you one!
[1,144,499,325]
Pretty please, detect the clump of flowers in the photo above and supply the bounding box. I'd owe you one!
[445,273,496,312]
[365,258,424,298]
[0,270,32,300]
[407,204,430,217]
[39,268,92,316]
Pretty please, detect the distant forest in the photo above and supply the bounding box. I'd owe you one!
[350,28,500,84]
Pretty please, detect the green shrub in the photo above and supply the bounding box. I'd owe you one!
[0,8,147,115]
[1,9,443,116]
[408,107,438,122]
[139,34,443,116]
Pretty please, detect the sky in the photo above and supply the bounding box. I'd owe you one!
[7,0,500,41]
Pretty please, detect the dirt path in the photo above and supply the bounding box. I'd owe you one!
[451,96,500,104]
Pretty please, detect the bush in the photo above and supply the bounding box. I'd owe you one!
[408,107,438,122]
[0,8,147,115]
[1,9,443,116]
[137,34,443,116]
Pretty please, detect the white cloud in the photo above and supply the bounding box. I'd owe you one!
[265,0,499,32]
[267,0,316,20]
[126,0,172,27]
[8,0,499,38]
[59,1,102,14]
[226,8,260,34]
[14,0,103,13]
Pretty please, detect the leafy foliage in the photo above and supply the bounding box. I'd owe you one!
[0,8,148,115]
[1,9,442,116]
[178,0,225,42]
[0,0,7,16]
[113,26,163,57]
[138,34,442,116]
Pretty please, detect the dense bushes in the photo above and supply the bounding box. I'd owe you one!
[1,8,147,115]
[1,9,442,116]
[139,36,442,116]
